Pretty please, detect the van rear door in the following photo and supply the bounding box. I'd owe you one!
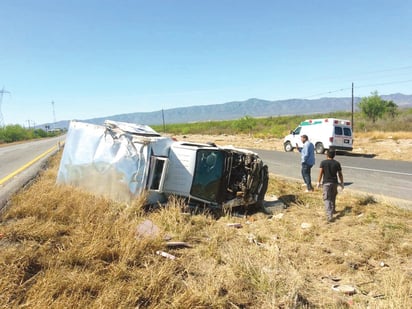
[333,126,345,148]
[342,127,353,148]
[333,125,352,150]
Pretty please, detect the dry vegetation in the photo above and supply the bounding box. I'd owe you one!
[175,131,412,162]
[1,150,411,308]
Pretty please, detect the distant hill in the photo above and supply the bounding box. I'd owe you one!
[50,93,412,129]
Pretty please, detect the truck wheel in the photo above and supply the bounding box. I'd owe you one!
[250,165,269,212]
[315,142,325,154]
[257,165,269,202]
[284,141,293,152]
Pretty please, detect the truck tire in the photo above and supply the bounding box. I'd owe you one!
[257,165,269,202]
[249,165,269,212]
[315,142,325,154]
[284,141,293,152]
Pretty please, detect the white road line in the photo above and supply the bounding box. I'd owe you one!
[344,165,412,176]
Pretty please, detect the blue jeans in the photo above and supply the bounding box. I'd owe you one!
[301,163,313,190]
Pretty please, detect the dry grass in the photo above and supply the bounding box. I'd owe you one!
[1,152,411,308]
[175,131,412,162]
[356,131,412,140]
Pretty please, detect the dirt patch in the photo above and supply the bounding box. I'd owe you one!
[174,133,412,162]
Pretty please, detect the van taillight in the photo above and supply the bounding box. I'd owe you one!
[329,137,333,142]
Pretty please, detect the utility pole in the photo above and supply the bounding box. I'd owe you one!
[0,87,11,127]
[351,82,354,133]
[51,101,56,129]
[162,108,166,133]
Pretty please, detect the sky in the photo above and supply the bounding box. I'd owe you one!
[1,0,412,127]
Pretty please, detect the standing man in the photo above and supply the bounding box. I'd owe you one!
[296,135,315,192]
[317,150,344,222]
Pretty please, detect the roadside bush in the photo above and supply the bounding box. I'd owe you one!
[0,125,61,144]
[33,128,48,138]
[0,124,30,143]
[232,116,257,135]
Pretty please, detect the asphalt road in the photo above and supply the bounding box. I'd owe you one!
[254,149,412,208]
[0,136,64,209]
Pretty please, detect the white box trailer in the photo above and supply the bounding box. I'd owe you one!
[57,120,269,211]
[283,118,353,154]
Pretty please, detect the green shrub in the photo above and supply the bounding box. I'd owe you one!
[0,125,59,144]
[0,124,29,143]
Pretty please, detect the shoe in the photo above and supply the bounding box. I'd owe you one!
[327,216,334,223]
[305,189,314,193]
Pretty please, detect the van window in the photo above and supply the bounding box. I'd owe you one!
[334,127,343,135]
[294,127,301,135]
[343,128,352,136]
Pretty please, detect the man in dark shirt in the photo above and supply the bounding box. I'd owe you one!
[317,150,344,222]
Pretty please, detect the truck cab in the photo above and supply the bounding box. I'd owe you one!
[164,142,268,210]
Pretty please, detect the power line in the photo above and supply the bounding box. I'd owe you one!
[302,78,412,99]
[295,65,412,88]
[355,79,412,89]
[353,65,412,75]
[303,87,351,99]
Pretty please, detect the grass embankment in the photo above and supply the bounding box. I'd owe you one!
[1,153,411,308]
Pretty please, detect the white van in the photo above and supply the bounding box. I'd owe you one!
[283,118,353,154]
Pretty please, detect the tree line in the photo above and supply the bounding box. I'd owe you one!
[0,125,61,144]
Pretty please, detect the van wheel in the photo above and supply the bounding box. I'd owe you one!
[284,142,293,152]
[315,143,325,154]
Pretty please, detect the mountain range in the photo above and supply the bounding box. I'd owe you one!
[51,93,412,129]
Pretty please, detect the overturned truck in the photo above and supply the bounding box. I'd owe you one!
[57,120,269,211]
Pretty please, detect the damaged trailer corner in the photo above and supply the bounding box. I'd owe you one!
[56,120,173,204]
[56,120,269,211]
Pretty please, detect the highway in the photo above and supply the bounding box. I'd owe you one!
[0,136,64,209]
[255,149,412,208]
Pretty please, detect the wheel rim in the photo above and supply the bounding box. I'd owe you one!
[285,142,292,151]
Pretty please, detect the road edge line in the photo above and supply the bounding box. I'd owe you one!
[0,145,58,185]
